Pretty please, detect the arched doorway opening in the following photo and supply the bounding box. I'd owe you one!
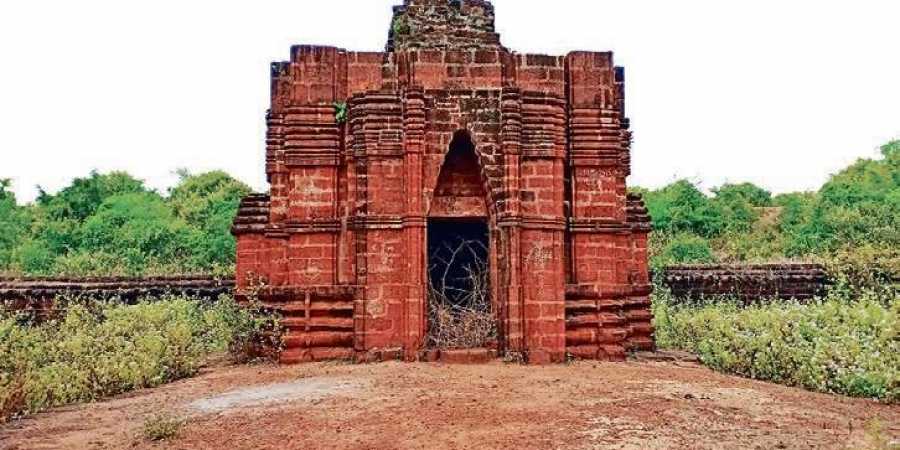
[426,130,495,350]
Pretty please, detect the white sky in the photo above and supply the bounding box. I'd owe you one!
[1,0,898,203]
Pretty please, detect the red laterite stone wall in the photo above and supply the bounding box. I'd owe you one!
[232,0,653,364]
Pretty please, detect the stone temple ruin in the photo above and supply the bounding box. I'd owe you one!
[232,0,653,364]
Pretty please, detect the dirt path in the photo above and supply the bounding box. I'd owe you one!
[2,356,897,450]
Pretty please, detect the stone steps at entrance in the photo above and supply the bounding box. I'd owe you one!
[280,347,354,364]
[420,348,498,364]
[282,331,354,348]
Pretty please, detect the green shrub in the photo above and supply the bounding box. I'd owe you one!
[48,250,131,277]
[711,227,786,263]
[650,232,715,269]
[782,141,900,257]
[333,102,348,124]
[78,192,198,274]
[142,413,184,441]
[19,218,81,274]
[0,296,264,422]
[774,191,816,236]
[37,171,146,222]
[168,170,250,271]
[634,140,899,267]
[825,245,900,300]
[712,183,764,233]
[11,239,55,275]
[0,180,31,268]
[653,287,900,403]
[713,182,773,207]
[643,180,725,238]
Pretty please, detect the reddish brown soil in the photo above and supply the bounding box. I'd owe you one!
[2,355,897,450]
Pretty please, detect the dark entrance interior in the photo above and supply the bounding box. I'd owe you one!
[427,219,489,305]
[426,219,493,349]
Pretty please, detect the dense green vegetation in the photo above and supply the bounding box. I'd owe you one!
[1,140,895,278]
[643,140,899,403]
[639,140,899,290]
[0,140,896,408]
[0,296,263,421]
[653,288,899,402]
[0,170,250,276]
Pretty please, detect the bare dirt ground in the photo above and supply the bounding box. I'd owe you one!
[2,354,897,450]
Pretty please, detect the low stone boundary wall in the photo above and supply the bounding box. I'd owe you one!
[0,275,234,317]
[659,264,828,303]
[0,264,830,316]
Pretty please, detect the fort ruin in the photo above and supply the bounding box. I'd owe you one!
[232,0,653,364]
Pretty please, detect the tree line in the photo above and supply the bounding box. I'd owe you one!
[637,140,899,272]
[0,140,897,277]
[0,170,250,276]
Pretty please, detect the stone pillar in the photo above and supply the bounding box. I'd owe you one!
[515,92,568,364]
[497,87,523,355]
[564,51,632,361]
[402,87,428,359]
[348,92,408,358]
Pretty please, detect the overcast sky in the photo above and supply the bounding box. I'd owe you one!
[1,0,898,203]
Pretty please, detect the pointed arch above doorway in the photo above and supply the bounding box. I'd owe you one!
[429,130,489,219]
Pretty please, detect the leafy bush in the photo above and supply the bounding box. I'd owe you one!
[825,245,900,300]
[78,192,198,274]
[643,180,725,238]
[711,227,786,263]
[0,180,31,268]
[639,179,782,265]
[650,232,715,269]
[711,186,761,234]
[168,170,251,272]
[37,171,146,222]
[11,241,51,274]
[774,192,816,242]
[653,287,900,403]
[18,218,81,274]
[48,250,132,277]
[713,182,773,207]
[0,296,263,422]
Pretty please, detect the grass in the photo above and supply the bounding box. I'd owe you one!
[653,285,899,403]
[142,413,184,441]
[0,295,268,422]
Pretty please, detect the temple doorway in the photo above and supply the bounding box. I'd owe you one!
[425,131,495,349]
[426,219,493,349]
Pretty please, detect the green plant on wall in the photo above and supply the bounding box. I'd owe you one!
[333,102,348,125]
[392,15,410,37]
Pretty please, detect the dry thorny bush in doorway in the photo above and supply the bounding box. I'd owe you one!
[427,239,497,349]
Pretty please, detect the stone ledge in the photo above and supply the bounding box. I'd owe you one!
[421,348,499,364]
